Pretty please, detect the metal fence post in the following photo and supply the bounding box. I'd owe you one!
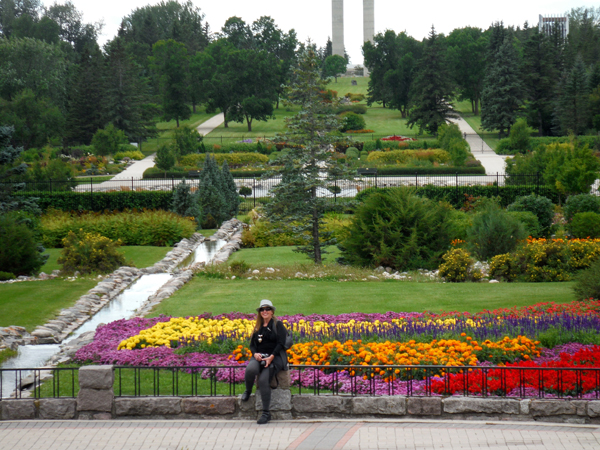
[253,178,256,208]
[334,178,338,203]
[131,177,134,191]
[496,172,499,197]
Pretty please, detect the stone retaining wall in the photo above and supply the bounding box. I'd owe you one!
[2,366,600,424]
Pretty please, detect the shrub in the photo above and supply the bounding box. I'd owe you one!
[340,112,366,132]
[58,230,128,275]
[507,194,554,232]
[438,248,482,282]
[113,150,144,161]
[0,214,47,276]
[241,219,304,248]
[366,149,451,165]
[229,260,251,276]
[239,186,252,197]
[447,138,469,166]
[568,212,600,238]
[172,125,202,157]
[564,194,600,221]
[179,152,268,168]
[466,206,527,261]
[339,189,452,270]
[437,123,463,150]
[360,151,368,159]
[489,253,519,281]
[334,104,367,115]
[506,211,542,238]
[509,118,531,152]
[0,271,15,281]
[573,258,600,300]
[447,209,472,241]
[91,124,128,156]
[171,179,202,229]
[346,147,359,160]
[41,209,196,247]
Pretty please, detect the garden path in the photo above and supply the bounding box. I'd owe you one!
[450,115,509,174]
[1,419,598,449]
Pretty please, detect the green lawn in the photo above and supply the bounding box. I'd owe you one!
[454,100,501,151]
[150,277,576,318]
[0,278,98,331]
[328,76,370,97]
[228,246,340,266]
[360,106,426,138]
[40,246,174,273]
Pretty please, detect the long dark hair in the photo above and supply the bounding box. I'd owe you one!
[253,311,278,332]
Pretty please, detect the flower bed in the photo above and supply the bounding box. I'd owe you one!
[74,301,600,397]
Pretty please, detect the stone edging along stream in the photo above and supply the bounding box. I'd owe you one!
[0,219,244,357]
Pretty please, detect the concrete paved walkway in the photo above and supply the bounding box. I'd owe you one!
[450,116,509,174]
[196,113,224,136]
[1,419,599,450]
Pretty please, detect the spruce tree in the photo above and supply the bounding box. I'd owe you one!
[407,26,456,134]
[554,55,591,135]
[171,178,202,228]
[221,160,240,219]
[265,47,352,264]
[197,154,226,228]
[481,37,524,138]
[154,144,175,177]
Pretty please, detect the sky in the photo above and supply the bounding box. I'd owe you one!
[66,0,594,64]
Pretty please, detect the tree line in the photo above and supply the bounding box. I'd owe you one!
[363,7,600,136]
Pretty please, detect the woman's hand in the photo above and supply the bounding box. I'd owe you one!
[254,353,263,361]
[264,354,275,368]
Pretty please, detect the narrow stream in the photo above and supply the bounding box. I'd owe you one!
[1,238,227,398]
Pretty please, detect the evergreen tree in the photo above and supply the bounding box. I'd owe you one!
[220,160,240,219]
[66,46,106,145]
[171,178,202,228]
[154,144,175,177]
[521,28,558,136]
[197,154,226,227]
[554,55,591,135]
[481,37,524,138]
[265,47,352,264]
[407,26,456,134]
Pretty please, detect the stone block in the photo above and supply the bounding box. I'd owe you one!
[589,401,600,418]
[407,397,442,416]
[39,399,77,419]
[530,400,577,416]
[270,371,291,390]
[238,394,256,413]
[77,388,113,412]
[79,365,113,390]
[443,398,519,415]
[256,389,291,411]
[182,398,236,415]
[292,395,347,414]
[1,400,35,420]
[520,399,531,415]
[571,400,587,416]
[114,397,181,416]
[351,396,406,416]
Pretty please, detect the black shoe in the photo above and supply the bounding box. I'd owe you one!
[257,411,271,424]
[240,391,251,402]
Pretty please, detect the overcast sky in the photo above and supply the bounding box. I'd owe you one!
[66,0,593,64]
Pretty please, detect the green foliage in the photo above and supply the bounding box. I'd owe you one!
[506,211,542,238]
[446,138,469,166]
[437,123,462,149]
[228,260,251,276]
[239,186,252,197]
[220,160,240,219]
[366,149,451,165]
[466,205,527,261]
[554,55,591,136]
[508,118,531,152]
[564,194,600,221]
[446,208,472,241]
[241,219,304,248]
[58,230,127,275]
[154,144,176,175]
[91,124,128,156]
[41,209,195,247]
[340,112,366,131]
[197,154,227,228]
[0,214,47,276]
[507,194,554,233]
[568,212,600,238]
[171,179,202,229]
[537,328,600,349]
[340,189,452,270]
[0,271,15,281]
[489,253,519,282]
[172,125,203,158]
[438,248,482,282]
[573,258,600,300]
[17,191,173,212]
[345,147,359,160]
[334,104,367,115]
[179,152,269,168]
[113,150,144,161]
[322,54,347,82]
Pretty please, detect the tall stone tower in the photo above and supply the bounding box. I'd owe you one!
[331,0,374,73]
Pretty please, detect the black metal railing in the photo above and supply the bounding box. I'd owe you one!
[111,365,600,400]
[0,367,78,399]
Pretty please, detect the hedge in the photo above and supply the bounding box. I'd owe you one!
[15,191,174,212]
[179,152,268,167]
[367,149,451,164]
[355,185,561,208]
[144,168,274,179]
[496,135,600,155]
[372,166,486,175]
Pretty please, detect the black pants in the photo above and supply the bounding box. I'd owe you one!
[244,355,282,412]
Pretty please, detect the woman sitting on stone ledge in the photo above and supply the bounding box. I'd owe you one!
[240,299,289,424]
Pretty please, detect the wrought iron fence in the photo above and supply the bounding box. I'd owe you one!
[0,367,78,400]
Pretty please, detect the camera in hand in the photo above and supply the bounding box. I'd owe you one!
[259,353,270,367]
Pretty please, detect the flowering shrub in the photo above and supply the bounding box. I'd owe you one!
[366,149,450,165]
[346,129,375,134]
[489,253,519,281]
[58,230,127,275]
[381,136,416,142]
[438,248,482,282]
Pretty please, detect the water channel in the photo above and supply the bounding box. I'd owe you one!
[1,238,227,398]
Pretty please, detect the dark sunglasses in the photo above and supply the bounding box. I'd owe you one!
[259,307,273,312]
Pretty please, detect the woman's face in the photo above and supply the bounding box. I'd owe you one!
[259,306,274,322]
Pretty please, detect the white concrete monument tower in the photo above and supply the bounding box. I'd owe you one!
[332,0,374,74]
